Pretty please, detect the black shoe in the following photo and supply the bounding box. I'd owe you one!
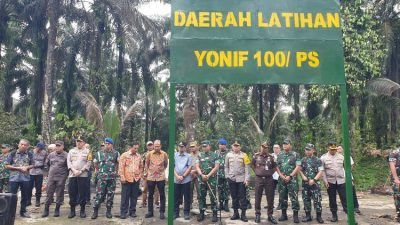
[54,204,61,217]
[80,207,86,218]
[91,207,98,219]
[120,213,127,219]
[42,204,50,217]
[231,210,240,220]
[35,199,41,207]
[184,213,190,220]
[106,208,112,218]
[316,212,324,223]
[20,212,31,218]
[302,211,312,222]
[247,201,252,209]
[68,206,76,218]
[145,212,154,218]
[129,212,137,218]
[293,211,300,223]
[255,214,261,223]
[212,211,218,222]
[197,211,205,222]
[355,208,361,214]
[331,211,338,222]
[279,210,288,221]
[268,216,278,224]
[241,210,248,222]
[160,213,165,220]
[223,201,230,212]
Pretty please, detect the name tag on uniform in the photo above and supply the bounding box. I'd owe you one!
[265,164,269,170]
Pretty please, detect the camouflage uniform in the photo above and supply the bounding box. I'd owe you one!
[0,153,10,193]
[389,149,400,215]
[276,151,301,211]
[94,150,120,208]
[216,149,230,206]
[196,151,220,212]
[300,156,323,213]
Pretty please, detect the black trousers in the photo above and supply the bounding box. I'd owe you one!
[255,176,274,216]
[68,177,89,207]
[228,179,247,211]
[353,185,359,208]
[147,180,166,213]
[28,174,43,201]
[10,181,30,214]
[45,179,66,205]
[120,180,140,215]
[174,182,191,215]
[327,182,347,212]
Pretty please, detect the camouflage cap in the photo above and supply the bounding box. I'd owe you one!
[305,143,315,150]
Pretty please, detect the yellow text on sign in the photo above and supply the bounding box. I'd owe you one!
[194,50,249,67]
[296,51,319,67]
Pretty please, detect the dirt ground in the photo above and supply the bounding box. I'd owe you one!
[14,187,400,225]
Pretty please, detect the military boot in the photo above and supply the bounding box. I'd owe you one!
[80,206,86,218]
[278,209,288,221]
[68,206,76,219]
[331,211,338,222]
[241,210,248,222]
[247,200,252,209]
[42,204,50,217]
[255,214,261,223]
[35,198,41,207]
[316,212,324,223]
[91,207,99,219]
[54,204,61,217]
[268,215,278,224]
[231,209,240,220]
[212,211,218,222]
[223,201,230,212]
[302,211,312,222]
[197,210,205,222]
[106,207,112,218]
[293,211,300,223]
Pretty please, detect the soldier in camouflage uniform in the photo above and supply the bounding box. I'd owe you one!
[195,140,220,222]
[216,138,230,212]
[299,143,324,223]
[91,138,120,219]
[389,145,400,222]
[276,138,301,223]
[0,144,10,193]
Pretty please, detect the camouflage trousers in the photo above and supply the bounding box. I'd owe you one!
[218,177,230,203]
[393,182,400,213]
[0,178,9,193]
[278,178,300,211]
[302,183,322,213]
[246,185,251,203]
[94,179,116,208]
[197,177,218,212]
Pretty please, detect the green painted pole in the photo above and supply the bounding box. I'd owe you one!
[168,83,176,225]
[339,84,356,225]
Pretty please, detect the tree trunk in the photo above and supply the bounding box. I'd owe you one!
[258,85,264,131]
[115,17,124,120]
[293,85,301,148]
[42,0,59,144]
[128,60,140,105]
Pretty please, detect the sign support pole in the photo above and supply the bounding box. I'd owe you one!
[168,83,176,225]
[340,83,356,225]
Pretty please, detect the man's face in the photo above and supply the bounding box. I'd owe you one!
[190,146,197,153]
[329,148,337,155]
[283,143,291,151]
[105,142,113,150]
[273,146,281,154]
[1,147,10,154]
[232,144,241,152]
[130,145,139,154]
[218,144,226,151]
[337,146,343,154]
[261,145,268,154]
[202,145,210,152]
[18,140,29,151]
[76,140,85,149]
[305,149,314,157]
[55,144,64,153]
[48,147,55,153]
[179,145,186,153]
[147,144,154,151]
[154,143,161,151]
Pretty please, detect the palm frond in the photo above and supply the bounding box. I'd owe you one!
[366,78,400,96]
[119,100,144,135]
[74,91,104,130]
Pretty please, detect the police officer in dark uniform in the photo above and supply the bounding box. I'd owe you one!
[251,141,278,224]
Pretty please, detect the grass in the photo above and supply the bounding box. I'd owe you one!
[352,157,390,191]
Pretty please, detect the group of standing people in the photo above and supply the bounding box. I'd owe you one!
[0,136,366,223]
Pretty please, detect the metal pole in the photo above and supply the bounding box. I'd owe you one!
[339,84,356,225]
[168,83,176,225]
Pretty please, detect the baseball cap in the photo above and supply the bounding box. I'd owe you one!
[232,139,241,146]
[1,144,10,149]
[201,140,211,146]
[328,140,337,150]
[76,135,85,142]
[305,143,315,150]
[283,138,292,145]
[146,141,153,146]
[189,141,197,147]
[36,142,45,150]
[55,141,64,146]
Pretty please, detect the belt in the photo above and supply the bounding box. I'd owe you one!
[256,175,272,179]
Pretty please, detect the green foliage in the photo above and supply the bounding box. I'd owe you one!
[0,112,26,147]
[103,110,120,145]
[353,157,389,191]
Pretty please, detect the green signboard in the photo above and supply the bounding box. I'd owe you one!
[171,0,345,84]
